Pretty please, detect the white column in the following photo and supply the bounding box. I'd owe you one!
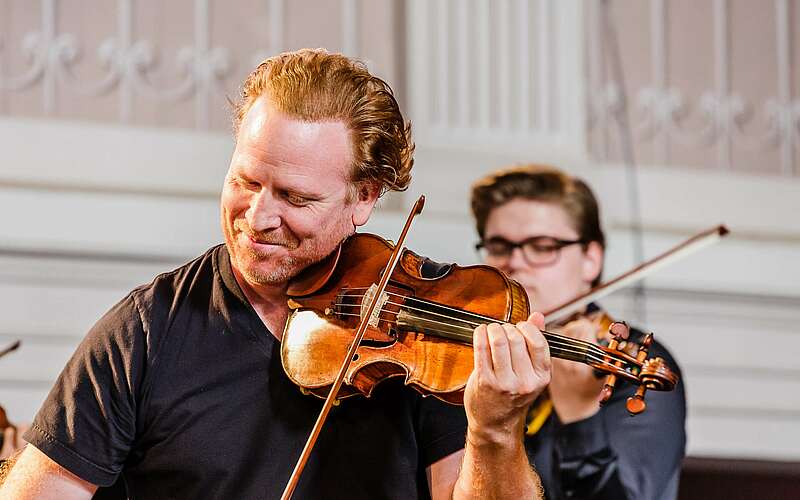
[517,0,530,131]
[713,0,732,170]
[537,0,551,132]
[42,0,57,114]
[341,0,359,57]
[118,0,133,122]
[193,0,210,130]
[457,0,469,128]
[775,0,793,175]
[498,0,511,130]
[477,0,490,129]
[651,0,668,163]
[268,0,284,56]
[436,0,449,127]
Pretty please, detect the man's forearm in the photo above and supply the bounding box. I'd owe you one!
[452,426,544,500]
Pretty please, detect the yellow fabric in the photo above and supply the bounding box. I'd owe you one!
[525,397,553,436]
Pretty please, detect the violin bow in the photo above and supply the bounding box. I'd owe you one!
[544,224,730,323]
[280,196,426,500]
[0,340,21,360]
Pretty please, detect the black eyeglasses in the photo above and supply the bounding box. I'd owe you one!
[475,235,586,266]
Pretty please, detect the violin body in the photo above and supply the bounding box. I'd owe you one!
[281,233,530,404]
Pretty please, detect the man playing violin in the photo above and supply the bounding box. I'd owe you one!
[0,49,552,499]
[470,165,687,499]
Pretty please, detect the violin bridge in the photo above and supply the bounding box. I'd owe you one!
[361,283,390,328]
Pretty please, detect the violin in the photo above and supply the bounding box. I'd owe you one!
[281,233,678,409]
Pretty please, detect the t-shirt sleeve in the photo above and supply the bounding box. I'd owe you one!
[415,394,468,467]
[24,292,147,487]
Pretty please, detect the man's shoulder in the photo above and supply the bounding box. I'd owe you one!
[79,245,230,373]
[97,244,229,339]
[129,244,225,303]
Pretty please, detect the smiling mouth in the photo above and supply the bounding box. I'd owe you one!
[241,232,299,250]
[247,235,274,245]
[243,234,282,248]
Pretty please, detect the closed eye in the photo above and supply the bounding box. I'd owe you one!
[283,191,313,206]
[232,176,260,191]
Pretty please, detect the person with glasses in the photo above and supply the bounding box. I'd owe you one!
[471,164,687,500]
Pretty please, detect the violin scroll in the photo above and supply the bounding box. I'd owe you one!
[597,324,679,415]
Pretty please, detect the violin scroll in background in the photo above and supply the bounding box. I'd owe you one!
[554,310,679,414]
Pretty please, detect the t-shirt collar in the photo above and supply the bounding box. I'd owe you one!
[215,244,252,307]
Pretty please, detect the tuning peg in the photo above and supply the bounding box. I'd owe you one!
[626,343,676,415]
[599,322,630,405]
[608,321,630,341]
[626,385,648,415]
[600,375,617,405]
[637,333,653,359]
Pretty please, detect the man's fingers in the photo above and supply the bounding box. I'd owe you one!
[517,319,552,377]
[472,324,494,380]
[527,311,545,330]
[503,323,538,380]
[486,323,515,383]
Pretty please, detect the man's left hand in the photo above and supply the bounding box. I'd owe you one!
[464,312,552,446]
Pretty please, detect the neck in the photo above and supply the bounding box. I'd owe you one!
[231,266,290,340]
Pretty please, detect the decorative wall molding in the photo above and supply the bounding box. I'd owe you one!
[588,0,800,176]
[0,0,380,130]
[0,0,238,128]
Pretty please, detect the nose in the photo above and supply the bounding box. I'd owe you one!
[246,188,281,232]
[503,246,529,272]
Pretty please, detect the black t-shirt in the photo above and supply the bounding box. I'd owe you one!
[25,245,468,499]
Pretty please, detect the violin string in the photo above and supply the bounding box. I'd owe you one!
[331,310,620,370]
[342,287,536,329]
[334,289,636,376]
[334,299,608,360]
[334,294,608,357]
[393,312,618,368]
[343,287,528,325]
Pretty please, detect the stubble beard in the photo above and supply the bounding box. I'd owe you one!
[226,218,354,287]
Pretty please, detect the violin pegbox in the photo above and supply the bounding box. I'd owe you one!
[598,322,679,415]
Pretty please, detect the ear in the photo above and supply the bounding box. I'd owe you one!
[351,182,381,227]
[581,241,604,285]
